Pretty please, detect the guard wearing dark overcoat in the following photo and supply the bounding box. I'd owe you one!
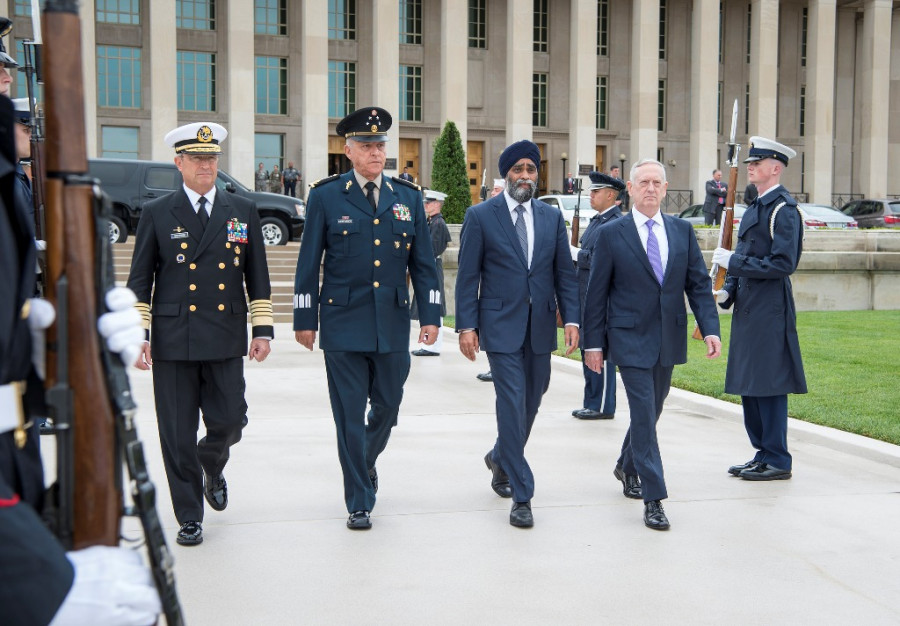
[570,171,624,422]
[713,137,807,481]
[293,107,441,530]
[127,122,273,546]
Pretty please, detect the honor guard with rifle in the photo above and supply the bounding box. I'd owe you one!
[712,137,807,481]
[568,171,624,423]
[127,121,274,546]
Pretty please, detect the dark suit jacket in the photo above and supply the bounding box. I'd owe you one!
[127,188,273,361]
[575,206,622,348]
[582,212,719,367]
[703,179,727,215]
[455,194,580,354]
[293,172,441,352]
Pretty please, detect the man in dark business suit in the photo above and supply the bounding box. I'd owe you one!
[583,158,721,531]
[569,171,624,422]
[128,122,274,546]
[703,169,728,225]
[456,140,580,528]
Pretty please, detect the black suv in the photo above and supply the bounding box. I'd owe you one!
[88,158,305,245]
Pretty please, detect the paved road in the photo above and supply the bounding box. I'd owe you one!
[106,324,900,624]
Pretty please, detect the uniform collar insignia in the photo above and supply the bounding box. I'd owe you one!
[385,180,393,192]
[345,179,353,191]
[174,226,185,232]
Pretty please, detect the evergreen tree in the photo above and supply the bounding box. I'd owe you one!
[430,120,471,224]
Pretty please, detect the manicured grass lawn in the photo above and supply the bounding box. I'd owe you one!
[445,311,900,446]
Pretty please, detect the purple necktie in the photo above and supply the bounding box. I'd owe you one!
[646,221,664,284]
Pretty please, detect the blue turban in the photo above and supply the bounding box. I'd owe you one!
[498,140,541,178]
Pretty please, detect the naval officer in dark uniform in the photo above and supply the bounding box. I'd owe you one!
[712,137,807,481]
[127,122,274,546]
[293,107,441,530]
[569,171,624,423]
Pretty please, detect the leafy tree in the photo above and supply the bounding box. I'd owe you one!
[430,120,471,224]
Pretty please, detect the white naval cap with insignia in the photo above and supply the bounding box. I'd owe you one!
[424,189,447,203]
[165,122,227,154]
[744,136,797,166]
[493,179,505,188]
[12,97,32,125]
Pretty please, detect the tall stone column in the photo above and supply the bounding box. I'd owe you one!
[371,0,400,175]
[79,0,99,157]
[505,0,533,143]
[569,0,598,179]
[226,0,255,184]
[148,1,177,161]
[748,0,778,137]
[689,0,720,202]
[301,0,329,195]
[441,0,468,148]
[859,0,891,197]
[630,0,659,166]
[806,0,836,205]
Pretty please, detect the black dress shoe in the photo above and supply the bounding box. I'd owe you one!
[739,463,791,481]
[476,371,493,382]
[484,452,512,498]
[509,501,534,528]
[347,510,372,530]
[203,471,228,511]
[728,460,760,476]
[368,467,378,494]
[613,465,642,499]
[643,500,670,531]
[411,349,440,356]
[176,521,203,545]
[572,408,615,420]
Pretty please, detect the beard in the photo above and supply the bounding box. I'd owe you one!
[506,176,537,203]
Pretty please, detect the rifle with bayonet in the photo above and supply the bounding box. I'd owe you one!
[41,1,183,622]
[479,168,487,202]
[570,176,583,247]
[693,99,740,340]
[20,38,46,293]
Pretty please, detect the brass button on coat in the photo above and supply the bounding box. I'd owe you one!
[218,284,225,290]
[189,305,197,312]
[374,218,380,225]
[374,260,381,267]
[189,263,197,270]
[373,281,380,288]
[189,284,197,291]
[218,304,225,311]
[374,239,381,245]
[219,262,225,269]
[181,242,188,249]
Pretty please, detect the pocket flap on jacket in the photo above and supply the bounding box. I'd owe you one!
[320,284,350,306]
[396,287,410,307]
[153,302,180,317]
[608,315,634,329]
[479,298,502,311]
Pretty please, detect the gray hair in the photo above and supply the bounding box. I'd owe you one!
[629,158,667,183]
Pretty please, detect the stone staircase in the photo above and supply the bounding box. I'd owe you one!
[113,241,301,323]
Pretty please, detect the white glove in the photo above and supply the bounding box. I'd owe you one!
[27,298,56,380]
[569,244,580,262]
[97,287,144,367]
[713,289,729,304]
[711,247,734,269]
[50,546,161,626]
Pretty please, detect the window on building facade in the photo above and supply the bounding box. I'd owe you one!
[718,1,724,63]
[717,81,723,134]
[329,0,356,40]
[746,4,752,64]
[101,126,139,159]
[801,8,808,68]
[799,85,806,137]
[255,56,287,115]
[97,45,141,108]
[177,51,216,112]
[399,0,422,45]
[178,0,216,30]
[744,83,750,135]
[658,0,666,60]
[468,0,486,49]
[596,75,608,130]
[328,60,356,118]
[256,0,286,35]
[97,0,140,25]
[14,0,31,16]
[255,133,284,172]
[533,73,547,128]
[399,65,422,122]
[14,40,43,100]
[597,0,608,56]
[657,79,666,132]
[533,0,548,53]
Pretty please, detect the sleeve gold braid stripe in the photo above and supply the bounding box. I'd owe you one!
[134,302,151,330]
[249,299,274,327]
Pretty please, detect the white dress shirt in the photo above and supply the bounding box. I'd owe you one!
[182,184,217,216]
[631,209,669,276]
[503,191,534,268]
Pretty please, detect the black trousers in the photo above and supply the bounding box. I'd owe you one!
[152,358,247,523]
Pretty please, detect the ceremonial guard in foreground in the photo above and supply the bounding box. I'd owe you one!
[456,140,580,528]
[127,122,273,546]
[712,137,807,481]
[293,107,441,530]
[569,171,624,422]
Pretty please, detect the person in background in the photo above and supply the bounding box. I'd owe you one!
[703,169,727,225]
[255,162,268,192]
[399,166,414,182]
[411,189,451,357]
[282,161,300,198]
[269,164,282,194]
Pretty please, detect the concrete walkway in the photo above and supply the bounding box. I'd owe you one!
[120,324,900,625]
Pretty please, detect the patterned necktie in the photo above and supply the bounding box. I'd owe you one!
[365,181,377,210]
[197,196,209,230]
[514,205,528,264]
[646,220,664,284]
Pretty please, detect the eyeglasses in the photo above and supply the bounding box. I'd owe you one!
[510,164,537,175]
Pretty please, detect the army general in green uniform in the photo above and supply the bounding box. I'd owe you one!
[293,107,441,530]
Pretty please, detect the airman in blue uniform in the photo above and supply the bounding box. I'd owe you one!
[293,107,441,529]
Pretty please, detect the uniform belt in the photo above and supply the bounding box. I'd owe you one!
[0,382,30,447]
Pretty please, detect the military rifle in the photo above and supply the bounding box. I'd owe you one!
[479,168,487,202]
[20,39,46,292]
[570,177,583,247]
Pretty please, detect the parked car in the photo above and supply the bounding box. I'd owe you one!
[797,203,857,229]
[88,158,305,245]
[838,199,900,228]
[677,204,747,225]
[538,194,592,233]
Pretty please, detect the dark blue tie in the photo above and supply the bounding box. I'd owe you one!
[197,196,209,230]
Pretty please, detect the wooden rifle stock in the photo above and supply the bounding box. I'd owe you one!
[43,0,120,549]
